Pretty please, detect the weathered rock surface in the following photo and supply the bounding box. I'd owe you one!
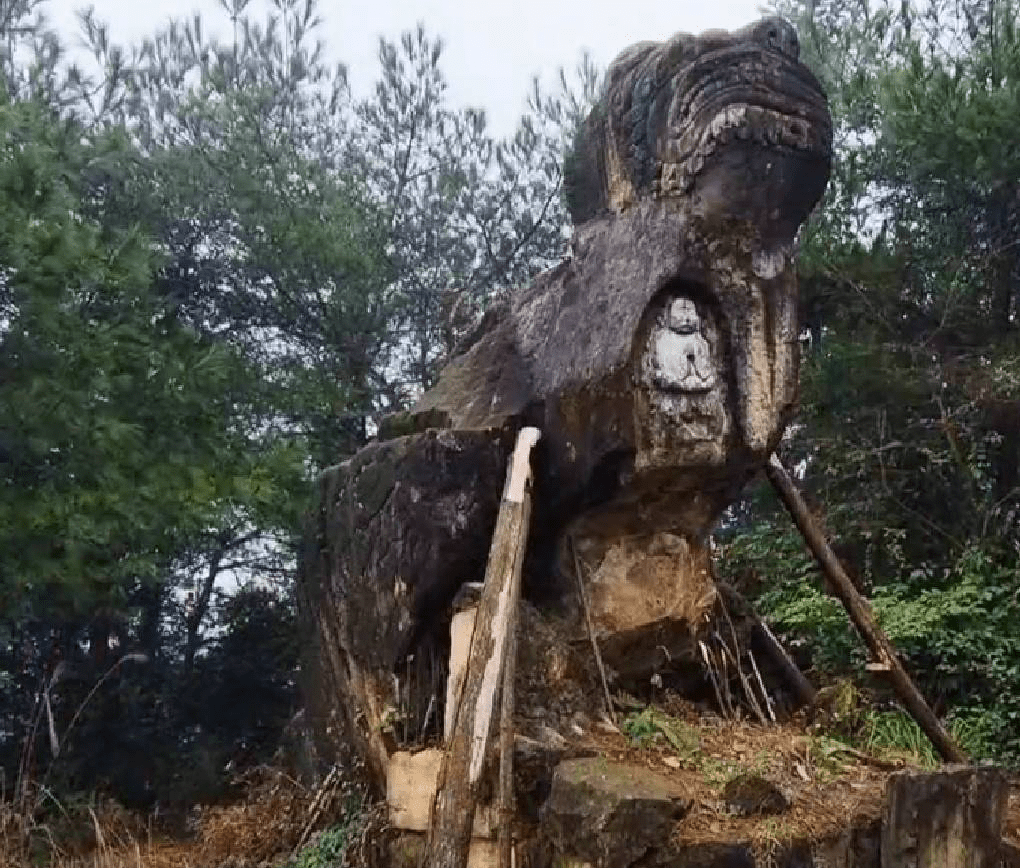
[571,531,716,683]
[410,17,832,552]
[540,757,690,867]
[881,765,1008,868]
[391,20,836,697]
[299,13,833,795]
[298,429,511,790]
[721,773,791,816]
[387,749,496,836]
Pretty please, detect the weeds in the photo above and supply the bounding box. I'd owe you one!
[622,708,700,757]
[857,710,940,767]
[0,764,378,868]
[698,751,772,790]
[622,708,780,791]
[286,794,372,868]
[753,817,795,868]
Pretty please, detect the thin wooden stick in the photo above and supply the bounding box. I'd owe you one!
[497,486,531,868]
[716,581,817,708]
[569,535,616,725]
[765,454,967,765]
[718,596,768,725]
[699,640,729,718]
[710,631,736,717]
[747,649,776,724]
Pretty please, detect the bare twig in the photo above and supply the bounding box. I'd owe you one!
[747,649,777,724]
[710,631,736,717]
[718,596,768,725]
[698,640,729,718]
[569,535,615,725]
[293,765,340,854]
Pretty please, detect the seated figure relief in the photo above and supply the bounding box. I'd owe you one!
[646,297,717,394]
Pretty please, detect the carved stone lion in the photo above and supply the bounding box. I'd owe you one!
[299,17,832,792]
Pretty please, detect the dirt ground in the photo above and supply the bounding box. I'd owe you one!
[4,723,1016,868]
[548,696,892,855]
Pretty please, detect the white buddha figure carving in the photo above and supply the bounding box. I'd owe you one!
[649,297,716,393]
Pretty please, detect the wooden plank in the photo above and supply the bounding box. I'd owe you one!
[423,428,540,868]
[765,454,967,765]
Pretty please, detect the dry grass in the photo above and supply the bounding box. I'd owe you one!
[0,766,372,868]
[576,695,898,860]
[2,727,1016,867]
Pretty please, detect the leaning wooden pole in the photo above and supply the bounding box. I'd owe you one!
[497,510,527,868]
[423,427,540,868]
[765,454,968,765]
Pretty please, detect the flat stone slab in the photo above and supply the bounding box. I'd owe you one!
[387,749,495,837]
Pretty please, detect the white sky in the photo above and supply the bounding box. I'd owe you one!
[44,0,766,136]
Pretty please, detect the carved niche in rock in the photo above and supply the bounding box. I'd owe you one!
[298,15,832,793]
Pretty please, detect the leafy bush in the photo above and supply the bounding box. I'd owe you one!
[720,515,1020,765]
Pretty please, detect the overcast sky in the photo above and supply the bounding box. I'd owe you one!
[45,0,767,136]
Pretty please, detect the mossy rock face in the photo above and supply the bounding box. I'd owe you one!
[299,15,835,796]
[411,16,834,559]
[564,17,830,229]
[303,429,513,674]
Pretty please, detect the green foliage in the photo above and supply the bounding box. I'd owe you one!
[857,710,940,767]
[0,0,591,813]
[349,26,598,392]
[0,99,222,614]
[725,0,1020,769]
[621,708,700,757]
[286,797,366,868]
[620,708,776,789]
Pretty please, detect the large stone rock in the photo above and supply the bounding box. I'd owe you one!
[540,757,690,867]
[571,531,716,684]
[386,749,496,836]
[396,19,835,698]
[298,14,833,788]
[881,765,1008,868]
[298,428,512,790]
[411,17,832,550]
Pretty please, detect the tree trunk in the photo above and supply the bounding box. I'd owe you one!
[422,427,539,868]
[184,543,225,677]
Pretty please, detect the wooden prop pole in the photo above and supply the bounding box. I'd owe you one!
[423,428,540,868]
[765,454,967,765]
